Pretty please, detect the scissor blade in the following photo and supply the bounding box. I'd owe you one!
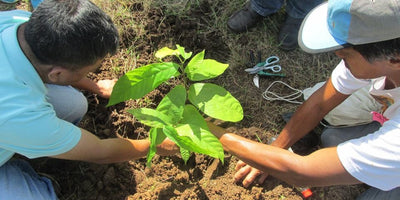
[253,74,260,88]
[245,68,258,74]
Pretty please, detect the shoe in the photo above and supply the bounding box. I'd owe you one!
[278,15,304,51]
[227,2,263,33]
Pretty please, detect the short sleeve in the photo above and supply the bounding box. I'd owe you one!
[0,105,81,159]
[337,114,400,191]
[331,60,370,95]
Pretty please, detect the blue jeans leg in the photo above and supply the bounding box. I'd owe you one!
[250,0,323,18]
[46,84,88,125]
[356,187,400,200]
[286,0,323,18]
[0,159,57,200]
[320,121,381,147]
[251,0,283,16]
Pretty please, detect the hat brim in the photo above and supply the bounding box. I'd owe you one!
[298,2,348,54]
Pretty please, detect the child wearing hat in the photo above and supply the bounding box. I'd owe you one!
[209,0,400,198]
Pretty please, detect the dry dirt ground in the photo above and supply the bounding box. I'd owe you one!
[2,1,369,199]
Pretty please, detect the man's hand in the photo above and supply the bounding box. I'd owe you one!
[156,138,180,156]
[96,79,117,98]
[71,78,117,99]
[234,160,269,188]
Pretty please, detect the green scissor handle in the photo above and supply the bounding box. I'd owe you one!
[257,71,286,77]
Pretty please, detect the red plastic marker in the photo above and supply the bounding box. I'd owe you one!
[297,187,313,198]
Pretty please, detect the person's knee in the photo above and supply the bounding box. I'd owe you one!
[321,122,381,147]
[63,92,88,124]
[46,84,88,124]
[357,187,400,200]
[320,129,342,147]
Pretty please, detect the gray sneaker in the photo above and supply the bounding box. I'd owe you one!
[227,2,263,33]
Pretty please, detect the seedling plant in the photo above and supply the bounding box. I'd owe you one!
[108,45,243,166]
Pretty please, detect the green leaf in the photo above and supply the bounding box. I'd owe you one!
[185,50,229,81]
[155,45,192,61]
[156,85,186,124]
[175,105,224,161]
[180,148,191,164]
[146,128,167,167]
[188,83,243,122]
[155,47,178,59]
[174,123,224,162]
[179,104,209,135]
[107,62,180,106]
[128,108,173,128]
[162,125,198,151]
[162,125,223,161]
[175,44,192,60]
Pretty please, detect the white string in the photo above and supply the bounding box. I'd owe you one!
[262,81,303,104]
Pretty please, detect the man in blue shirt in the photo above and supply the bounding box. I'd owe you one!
[1,0,43,9]
[0,0,178,199]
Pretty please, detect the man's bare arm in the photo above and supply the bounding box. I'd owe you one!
[51,128,178,164]
[214,78,352,187]
[272,78,350,149]
[209,123,360,187]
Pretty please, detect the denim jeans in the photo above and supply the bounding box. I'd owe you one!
[321,121,400,199]
[250,0,323,18]
[0,159,57,200]
[320,121,381,148]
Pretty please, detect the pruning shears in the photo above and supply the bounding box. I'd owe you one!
[245,55,282,74]
[246,51,285,88]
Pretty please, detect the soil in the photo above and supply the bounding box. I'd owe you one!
[3,1,369,199]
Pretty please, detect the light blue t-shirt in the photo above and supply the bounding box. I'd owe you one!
[0,10,81,166]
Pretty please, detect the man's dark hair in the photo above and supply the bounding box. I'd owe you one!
[353,38,400,63]
[24,0,119,70]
